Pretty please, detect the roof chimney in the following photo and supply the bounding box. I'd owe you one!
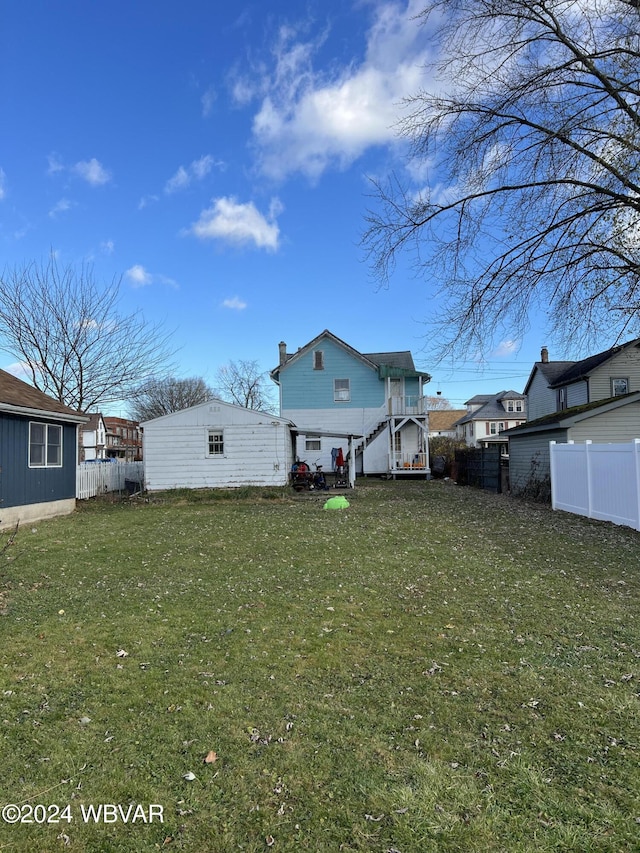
[541,346,549,364]
[278,341,287,366]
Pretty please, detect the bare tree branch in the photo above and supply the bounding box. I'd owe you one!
[214,360,278,414]
[0,257,175,411]
[130,376,216,422]
[363,0,640,358]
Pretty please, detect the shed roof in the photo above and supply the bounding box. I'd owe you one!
[0,369,87,423]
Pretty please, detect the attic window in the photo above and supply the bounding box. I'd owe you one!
[313,350,324,370]
[611,377,629,396]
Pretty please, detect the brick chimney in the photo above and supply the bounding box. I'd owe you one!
[541,346,549,363]
[278,341,287,366]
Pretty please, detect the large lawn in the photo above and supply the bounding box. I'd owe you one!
[0,480,638,852]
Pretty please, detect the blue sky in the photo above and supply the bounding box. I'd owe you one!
[0,0,548,413]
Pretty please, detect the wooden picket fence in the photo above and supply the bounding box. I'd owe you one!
[76,461,144,500]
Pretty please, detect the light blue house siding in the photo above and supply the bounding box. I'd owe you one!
[281,337,384,410]
[272,331,431,477]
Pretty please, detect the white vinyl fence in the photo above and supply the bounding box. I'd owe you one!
[550,440,640,531]
[77,461,145,500]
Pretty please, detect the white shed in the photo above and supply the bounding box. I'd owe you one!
[142,400,295,491]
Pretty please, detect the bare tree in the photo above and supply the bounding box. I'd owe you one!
[215,359,277,413]
[0,257,174,411]
[130,376,215,421]
[364,0,640,358]
[425,394,453,410]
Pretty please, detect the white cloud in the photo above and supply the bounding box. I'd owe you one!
[165,166,190,194]
[189,196,282,251]
[201,86,217,117]
[244,0,434,181]
[3,360,33,380]
[222,296,248,310]
[0,168,5,200]
[48,198,74,218]
[492,340,520,357]
[47,153,64,175]
[138,194,159,210]
[73,158,111,186]
[100,239,115,254]
[164,155,221,194]
[125,264,178,289]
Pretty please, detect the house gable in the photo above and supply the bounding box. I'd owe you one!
[524,339,640,420]
[273,331,384,411]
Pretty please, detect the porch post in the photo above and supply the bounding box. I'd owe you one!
[348,436,356,488]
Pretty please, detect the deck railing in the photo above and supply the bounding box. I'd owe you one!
[388,395,427,416]
[391,452,428,470]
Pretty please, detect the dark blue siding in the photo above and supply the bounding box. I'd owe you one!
[0,414,77,509]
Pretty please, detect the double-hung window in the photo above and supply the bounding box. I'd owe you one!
[29,422,62,467]
[334,379,350,402]
[207,430,224,456]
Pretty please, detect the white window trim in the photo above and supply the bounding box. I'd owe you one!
[29,421,63,468]
[334,378,350,402]
[611,377,629,396]
[206,429,225,457]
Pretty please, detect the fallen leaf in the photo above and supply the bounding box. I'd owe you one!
[116,649,129,658]
[204,750,218,764]
[183,771,196,781]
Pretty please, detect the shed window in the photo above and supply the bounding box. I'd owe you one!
[305,437,321,452]
[334,378,350,402]
[207,430,224,456]
[611,377,629,396]
[29,422,62,467]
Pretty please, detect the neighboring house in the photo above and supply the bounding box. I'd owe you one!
[524,341,640,418]
[0,369,88,529]
[270,330,432,477]
[79,412,107,461]
[428,409,467,439]
[508,340,640,496]
[104,416,142,461]
[454,391,527,453]
[142,399,294,490]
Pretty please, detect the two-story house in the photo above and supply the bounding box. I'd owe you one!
[79,412,107,461]
[270,330,432,478]
[454,391,527,454]
[507,340,640,496]
[104,416,143,461]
